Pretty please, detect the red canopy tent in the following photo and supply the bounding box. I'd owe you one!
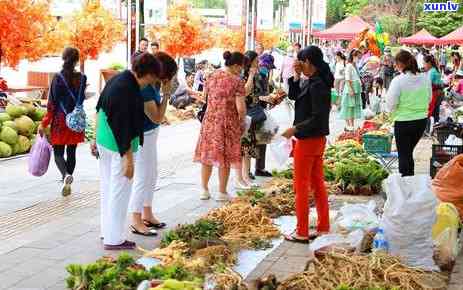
[312,16,373,40]
[438,25,463,45]
[399,29,437,45]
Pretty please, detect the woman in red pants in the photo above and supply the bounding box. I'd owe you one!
[282,46,334,243]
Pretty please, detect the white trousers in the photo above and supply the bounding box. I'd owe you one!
[129,128,159,213]
[98,145,132,245]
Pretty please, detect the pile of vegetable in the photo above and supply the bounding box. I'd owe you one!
[278,251,447,290]
[371,112,393,127]
[205,201,280,249]
[0,104,46,158]
[324,140,389,195]
[66,252,199,290]
[160,219,225,252]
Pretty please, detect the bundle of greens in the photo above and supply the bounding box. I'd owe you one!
[161,219,225,252]
[324,140,389,195]
[66,253,200,290]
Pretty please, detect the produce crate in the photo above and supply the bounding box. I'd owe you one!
[363,134,392,154]
[430,144,463,178]
[432,144,463,159]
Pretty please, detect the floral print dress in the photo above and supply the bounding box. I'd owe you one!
[194,70,246,169]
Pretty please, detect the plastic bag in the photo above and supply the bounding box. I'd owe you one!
[445,134,463,146]
[381,174,439,271]
[269,136,293,166]
[335,200,379,232]
[256,111,279,144]
[363,107,375,120]
[243,116,252,136]
[433,227,459,271]
[433,154,463,218]
[310,230,365,252]
[28,134,52,177]
[369,94,381,114]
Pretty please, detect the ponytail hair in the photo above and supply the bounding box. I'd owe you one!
[395,50,419,75]
[62,47,80,85]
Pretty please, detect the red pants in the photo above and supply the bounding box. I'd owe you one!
[293,137,330,237]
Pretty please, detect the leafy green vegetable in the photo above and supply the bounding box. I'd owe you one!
[271,167,293,179]
[161,219,224,250]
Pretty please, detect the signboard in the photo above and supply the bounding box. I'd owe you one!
[226,0,243,26]
[144,0,168,25]
[257,0,274,29]
[311,0,326,31]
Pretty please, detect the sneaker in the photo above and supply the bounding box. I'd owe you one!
[215,193,230,202]
[61,175,73,197]
[200,190,211,200]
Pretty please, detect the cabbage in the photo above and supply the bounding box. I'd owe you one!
[0,112,11,123]
[17,135,31,154]
[0,141,12,158]
[3,121,17,131]
[6,104,26,118]
[0,126,18,145]
[14,116,35,136]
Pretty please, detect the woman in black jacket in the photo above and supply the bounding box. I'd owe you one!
[282,46,333,243]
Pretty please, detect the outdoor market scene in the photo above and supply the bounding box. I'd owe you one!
[1,0,463,289]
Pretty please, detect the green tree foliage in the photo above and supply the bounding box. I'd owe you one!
[327,0,344,26]
[190,0,226,9]
[379,15,410,38]
[343,0,369,16]
[417,0,463,37]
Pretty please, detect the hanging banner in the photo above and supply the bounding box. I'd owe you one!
[144,0,168,25]
[311,0,326,32]
[257,0,274,29]
[227,0,243,26]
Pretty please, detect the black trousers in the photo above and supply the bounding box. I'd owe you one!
[53,145,77,179]
[255,144,266,171]
[394,118,427,177]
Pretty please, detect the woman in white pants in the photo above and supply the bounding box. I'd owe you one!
[129,52,178,236]
[92,53,161,250]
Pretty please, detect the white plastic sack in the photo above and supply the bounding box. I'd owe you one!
[370,94,381,115]
[381,174,439,271]
[270,136,293,166]
[335,200,379,231]
[310,230,365,252]
[256,111,279,144]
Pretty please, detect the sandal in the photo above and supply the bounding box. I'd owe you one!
[130,225,158,236]
[104,240,136,250]
[143,220,167,229]
[284,233,309,244]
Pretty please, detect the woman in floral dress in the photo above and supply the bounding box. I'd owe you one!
[194,51,247,201]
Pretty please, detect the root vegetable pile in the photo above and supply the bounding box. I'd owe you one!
[278,251,447,290]
[205,201,280,248]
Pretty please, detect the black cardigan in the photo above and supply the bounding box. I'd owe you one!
[288,75,331,139]
[96,70,144,156]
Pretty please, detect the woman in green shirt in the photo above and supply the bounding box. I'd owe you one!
[386,50,431,177]
[93,53,161,250]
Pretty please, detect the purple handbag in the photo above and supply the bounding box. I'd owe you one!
[28,134,52,177]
